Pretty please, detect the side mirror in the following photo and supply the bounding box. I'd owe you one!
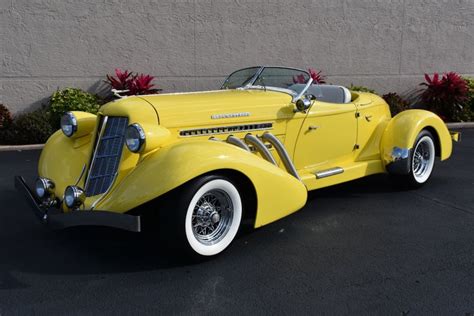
[295,97,312,113]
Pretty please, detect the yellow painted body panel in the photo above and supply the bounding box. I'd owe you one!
[354,94,392,161]
[380,109,453,165]
[293,100,357,171]
[39,97,159,210]
[37,87,453,228]
[96,140,307,228]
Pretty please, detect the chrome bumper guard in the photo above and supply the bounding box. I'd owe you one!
[14,176,141,232]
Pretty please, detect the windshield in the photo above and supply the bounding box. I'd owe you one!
[221,66,312,97]
[221,67,260,89]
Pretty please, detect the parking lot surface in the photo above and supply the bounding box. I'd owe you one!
[0,130,473,315]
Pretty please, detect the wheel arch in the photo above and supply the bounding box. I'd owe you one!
[210,169,258,224]
[97,140,307,228]
[423,126,441,157]
[381,109,453,171]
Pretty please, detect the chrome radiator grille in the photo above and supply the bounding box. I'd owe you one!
[85,116,128,197]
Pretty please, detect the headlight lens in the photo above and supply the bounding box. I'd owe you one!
[125,123,146,153]
[35,178,55,199]
[60,112,78,137]
[64,186,86,209]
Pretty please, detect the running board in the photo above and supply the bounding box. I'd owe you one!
[315,167,344,179]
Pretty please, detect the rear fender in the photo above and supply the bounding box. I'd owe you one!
[381,110,452,174]
[97,140,308,228]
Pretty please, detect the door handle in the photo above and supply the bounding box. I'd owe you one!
[308,125,319,131]
[365,115,373,122]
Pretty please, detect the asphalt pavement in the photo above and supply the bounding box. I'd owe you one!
[0,130,473,315]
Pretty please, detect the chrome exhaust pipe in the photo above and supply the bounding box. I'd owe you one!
[261,133,300,180]
[244,134,277,165]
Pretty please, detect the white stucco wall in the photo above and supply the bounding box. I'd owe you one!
[1,0,473,113]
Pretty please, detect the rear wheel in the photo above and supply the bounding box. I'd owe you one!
[160,175,243,258]
[392,130,436,189]
[411,133,436,184]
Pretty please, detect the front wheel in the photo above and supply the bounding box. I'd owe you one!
[161,175,243,258]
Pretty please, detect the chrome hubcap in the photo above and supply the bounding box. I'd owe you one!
[192,189,233,245]
[413,140,431,177]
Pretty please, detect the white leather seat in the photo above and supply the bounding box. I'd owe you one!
[306,85,352,104]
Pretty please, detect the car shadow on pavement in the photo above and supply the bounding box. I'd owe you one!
[307,173,398,200]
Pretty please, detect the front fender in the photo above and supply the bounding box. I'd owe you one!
[97,140,308,228]
[381,110,452,173]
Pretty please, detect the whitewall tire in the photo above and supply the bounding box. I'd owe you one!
[411,134,436,184]
[184,179,242,256]
[390,129,437,189]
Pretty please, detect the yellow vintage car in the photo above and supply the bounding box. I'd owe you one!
[15,66,456,258]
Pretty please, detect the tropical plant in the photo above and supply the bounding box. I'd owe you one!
[420,72,468,121]
[293,68,326,85]
[106,69,161,96]
[308,68,326,84]
[383,92,410,116]
[49,88,101,128]
[106,68,133,91]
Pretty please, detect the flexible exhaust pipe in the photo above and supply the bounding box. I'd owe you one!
[244,134,277,165]
[261,133,300,180]
[226,135,251,151]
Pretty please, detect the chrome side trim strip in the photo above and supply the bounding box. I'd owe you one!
[244,134,277,165]
[84,116,108,191]
[74,164,87,186]
[315,167,344,179]
[226,135,251,151]
[261,133,300,180]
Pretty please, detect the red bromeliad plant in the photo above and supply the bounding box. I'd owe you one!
[106,69,161,96]
[420,72,468,121]
[308,68,327,84]
[128,74,157,95]
[293,68,327,85]
[106,69,133,91]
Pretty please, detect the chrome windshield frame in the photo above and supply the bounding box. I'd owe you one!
[221,66,313,103]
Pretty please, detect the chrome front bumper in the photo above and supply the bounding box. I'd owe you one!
[14,176,141,232]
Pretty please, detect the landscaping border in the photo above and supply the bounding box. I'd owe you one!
[0,144,45,152]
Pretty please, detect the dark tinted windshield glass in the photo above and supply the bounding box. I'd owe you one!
[222,67,260,89]
[254,67,310,91]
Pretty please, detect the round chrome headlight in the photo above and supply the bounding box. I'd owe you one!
[64,186,85,209]
[60,112,78,137]
[125,123,146,153]
[35,178,55,199]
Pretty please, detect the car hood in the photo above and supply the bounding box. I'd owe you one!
[138,89,294,129]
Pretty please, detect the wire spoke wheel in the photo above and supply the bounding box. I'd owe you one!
[191,189,234,245]
[184,177,243,257]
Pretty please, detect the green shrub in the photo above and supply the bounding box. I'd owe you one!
[49,88,100,128]
[0,109,55,145]
[463,77,474,112]
[349,84,377,94]
[382,93,410,116]
[0,104,13,129]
